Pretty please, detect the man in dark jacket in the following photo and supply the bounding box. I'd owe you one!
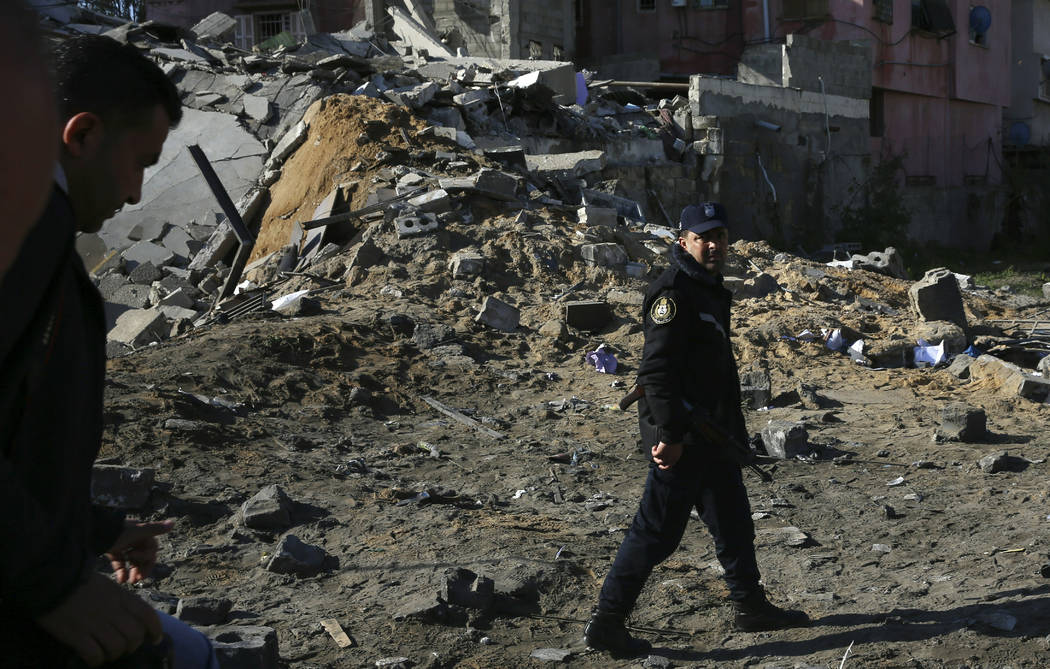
[0,35,216,667]
[584,203,809,657]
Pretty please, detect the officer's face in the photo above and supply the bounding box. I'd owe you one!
[679,227,728,273]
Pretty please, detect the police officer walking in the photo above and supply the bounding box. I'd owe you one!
[584,202,809,657]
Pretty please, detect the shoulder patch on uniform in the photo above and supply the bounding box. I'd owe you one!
[650,296,676,325]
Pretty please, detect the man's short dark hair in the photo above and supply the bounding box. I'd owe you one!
[52,35,182,130]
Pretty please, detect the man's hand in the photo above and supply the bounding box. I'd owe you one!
[34,572,163,667]
[651,441,683,470]
[105,519,173,584]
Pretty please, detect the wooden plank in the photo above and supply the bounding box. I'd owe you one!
[420,396,504,440]
[319,618,353,648]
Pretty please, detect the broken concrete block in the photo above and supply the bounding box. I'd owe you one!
[407,189,452,214]
[483,145,527,171]
[207,626,279,669]
[531,648,573,662]
[739,368,772,409]
[733,273,781,299]
[914,320,967,356]
[265,120,308,170]
[442,567,494,610]
[241,484,293,530]
[948,354,975,379]
[99,273,130,301]
[580,243,627,268]
[1038,355,1050,378]
[908,267,968,330]
[108,284,152,309]
[761,421,809,459]
[474,169,519,200]
[158,305,199,322]
[188,222,237,273]
[241,94,272,123]
[392,594,447,622]
[538,320,568,339]
[158,288,196,310]
[452,89,491,108]
[428,106,465,131]
[525,150,607,178]
[274,295,321,317]
[90,465,155,509]
[122,241,175,270]
[577,206,617,228]
[851,247,907,280]
[449,251,485,279]
[191,11,236,40]
[969,354,1050,402]
[176,596,232,626]
[475,296,519,332]
[108,308,168,347]
[978,451,1027,474]
[385,81,440,109]
[935,403,988,442]
[161,227,202,261]
[563,300,610,332]
[395,212,439,238]
[129,261,163,285]
[265,534,327,577]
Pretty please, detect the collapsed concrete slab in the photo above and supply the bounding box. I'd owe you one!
[101,109,265,253]
[969,354,1050,402]
[525,150,606,179]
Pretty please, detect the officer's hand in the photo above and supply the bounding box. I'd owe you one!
[106,518,174,584]
[651,441,683,470]
[34,572,163,667]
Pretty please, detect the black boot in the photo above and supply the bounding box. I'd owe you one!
[733,589,810,632]
[584,610,652,658]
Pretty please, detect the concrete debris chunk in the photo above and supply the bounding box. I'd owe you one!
[948,354,976,379]
[978,451,1028,474]
[176,596,233,626]
[449,251,485,279]
[384,81,440,109]
[530,648,573,662]
[739,367,772,409]
[207,626,279,669]
[108,308,168,347]
[914,321,967,356]
[395,212,439,238]
[158,287,196,309]
[122,241,175,270]
[188,221,237,273]
[851,247,907,280]
[265,534,328,577]
[129,261,163,285]
[908,267,968,330]
[563,300,610,332]
[526,150,607,179]
[580,243,627,268]
[761,420,809,459]
[241,484,294,530]
[577,206,617,228]
[969,354,1050,402]
[407,189,452,214]
[266,120,309,170]
[108,284,152,309]
[191,11,236,40]
[442,567,495,609]
[934,403,988,442]
[90,465,155,509]
[242,94,272,123]
[475,296,519,332]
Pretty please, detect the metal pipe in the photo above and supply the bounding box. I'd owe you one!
[762,0,770,41]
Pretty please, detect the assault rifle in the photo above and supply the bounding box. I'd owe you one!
[619,384,773,483]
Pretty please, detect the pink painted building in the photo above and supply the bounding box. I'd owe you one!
[578,0,1012,245]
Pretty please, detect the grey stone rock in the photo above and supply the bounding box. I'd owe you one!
[108,284,152,309]
[176,596,233,626]
[413,323,455,350]
[241,484,293,530]
[851,247,907,280]
[908,267,968,330]
[563,300,610,332]
[978,451,1027,474]
[90,465,155,509]
[265,534,327,577]
[948,354,975,379]
[935,403,987,442]
[475,296,519,332]
[761,421,809,459]
[580,243,627,268]
[206,625,279,669]
[914,320,967,356]
[129,261,163,285]
[108,308,167,347]
[449,251,484,279]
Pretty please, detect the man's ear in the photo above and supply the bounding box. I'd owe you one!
[61,112,104,158]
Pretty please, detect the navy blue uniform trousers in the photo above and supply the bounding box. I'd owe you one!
[597,447,761,614]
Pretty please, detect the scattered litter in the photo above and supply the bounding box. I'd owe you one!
[585,344,618,374]
[271,289,310,311]
[886,476,905,486]
[913,339,947,367]
[319,618,354,648]
[872,544,892,553]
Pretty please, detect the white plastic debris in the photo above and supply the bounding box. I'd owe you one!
[271,289,310,310]
[914,339,947,367]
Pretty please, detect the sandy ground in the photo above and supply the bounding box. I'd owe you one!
[100,213,1050,667]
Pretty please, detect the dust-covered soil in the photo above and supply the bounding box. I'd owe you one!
[101,213,1050,668]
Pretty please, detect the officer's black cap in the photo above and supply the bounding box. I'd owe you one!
[679,202,727,236]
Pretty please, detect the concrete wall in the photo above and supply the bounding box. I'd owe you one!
[145,0,361,35]
[577,0,744,77]
[431,0,572,62]
[1004,0,1050,147]
[689,75,870,246]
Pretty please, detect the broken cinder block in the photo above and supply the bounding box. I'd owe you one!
[475,296,519,332]
[207,626,279,669]
[908,267,968,330]
[761,421,809,459]
[563,300,610,332]
[108,308,168,347]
